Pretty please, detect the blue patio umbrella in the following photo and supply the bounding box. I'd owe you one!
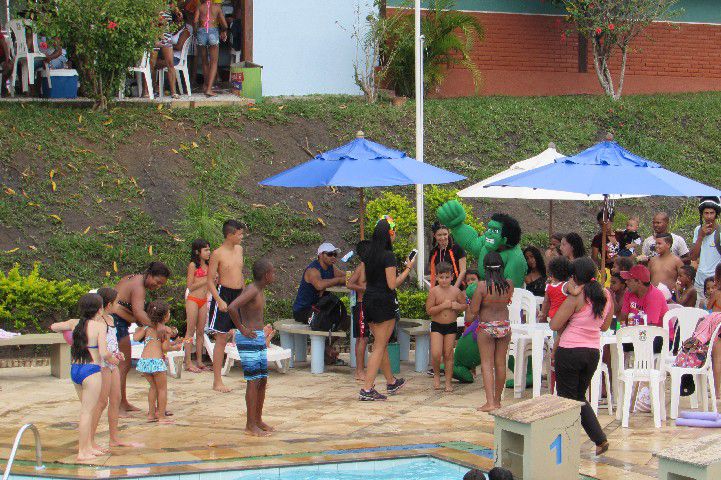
[488,138,721,279]
[487,140,721,197]
[260,131,466,238]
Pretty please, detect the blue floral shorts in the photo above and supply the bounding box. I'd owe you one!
[137,358,167,374]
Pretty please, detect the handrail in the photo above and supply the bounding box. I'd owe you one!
[1,423,45,480]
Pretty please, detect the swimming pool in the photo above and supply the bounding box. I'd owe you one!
[7,457,474,480]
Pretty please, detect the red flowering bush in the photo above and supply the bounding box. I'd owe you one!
[31,0,164,109]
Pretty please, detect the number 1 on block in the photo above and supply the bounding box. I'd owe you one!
[550,434,562,465]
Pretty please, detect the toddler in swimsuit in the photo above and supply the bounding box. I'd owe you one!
[185,238,211,372]
[133,301,186,424]
[470,252,514,412]
[426,261,467,392]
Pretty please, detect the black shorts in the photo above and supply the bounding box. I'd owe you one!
[363,291,398,324]
[293,308,312,324]
[207,285,242,334]
[112,313,130,341]
[352,302,369,338]
[431,321,456,335]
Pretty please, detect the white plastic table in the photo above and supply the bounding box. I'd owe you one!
[510,323,553,398]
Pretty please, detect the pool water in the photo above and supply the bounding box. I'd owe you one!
[8,457,474,480]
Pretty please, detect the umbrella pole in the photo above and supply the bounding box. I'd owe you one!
[359,188,365,240]
[548,200,553,242]
[601,194,608,284]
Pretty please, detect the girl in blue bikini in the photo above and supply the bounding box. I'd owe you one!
[133,301,184,424]
[69,293,118,461]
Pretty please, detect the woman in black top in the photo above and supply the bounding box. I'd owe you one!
[360,216,417,402]
[523,246,547,297]
[428,222,466,288]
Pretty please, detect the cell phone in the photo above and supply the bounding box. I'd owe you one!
[408,249,418,262]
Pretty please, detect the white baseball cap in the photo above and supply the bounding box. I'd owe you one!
[317,242,341,256]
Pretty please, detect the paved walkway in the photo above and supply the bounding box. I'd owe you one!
[0,362,716,479]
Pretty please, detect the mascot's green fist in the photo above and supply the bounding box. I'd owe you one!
[436,200,527,288]
[436,200,467,229]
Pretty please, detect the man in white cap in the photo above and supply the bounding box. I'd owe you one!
[292,242,347,324]
[292,242,347,364]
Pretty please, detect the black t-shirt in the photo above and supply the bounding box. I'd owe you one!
[365,250,397,296]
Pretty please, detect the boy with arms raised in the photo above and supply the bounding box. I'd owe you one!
[426,262,466,392]
[228,259,275,437]
[207,220,245,393]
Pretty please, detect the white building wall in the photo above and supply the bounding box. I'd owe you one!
[253,0,374,97]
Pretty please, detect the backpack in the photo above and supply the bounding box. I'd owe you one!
[309,294,348,333]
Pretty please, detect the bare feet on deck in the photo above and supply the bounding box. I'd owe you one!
[76,452,97,462]
[91,445,109,456]
[158,418,175,425]
[110,439,145,448]
[354,371,366,381]
[477,403,500,412]
[197,363,211,371]
[204,90,217,98]
[433,377,443,390]
[213,383,232,393]
[245,426,271,437]
[444,386,453,393]
[258,421,275,432]
[185,364,202,373]
[120,402,141,415]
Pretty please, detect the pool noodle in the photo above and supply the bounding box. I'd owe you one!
[679,411,721,421]
[675,417,721,428]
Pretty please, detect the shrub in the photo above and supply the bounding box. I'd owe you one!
[520,231,550,250]
[397,288,429,320]
[365,187,483,259]
[32,0,165,109]
[0,264,89,332]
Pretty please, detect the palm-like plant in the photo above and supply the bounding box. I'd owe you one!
[385,0,484,97]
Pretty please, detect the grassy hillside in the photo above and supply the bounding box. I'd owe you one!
[1,93,720,323]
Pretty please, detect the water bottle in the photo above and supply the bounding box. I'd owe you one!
[341,251,354,263]
[640,311,648,326]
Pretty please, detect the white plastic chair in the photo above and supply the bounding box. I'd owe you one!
[590,354,613,416]
[615,325,668,428]
[159,36,192,97]
[669,320,721,419]
[663,307,706,363]
[7,20,47,94]
[120,52,154,99]
[509,288,538,397]
[204,333,291,375]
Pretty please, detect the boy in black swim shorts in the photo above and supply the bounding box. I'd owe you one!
[425,262,467,392]
[206,219,246,393]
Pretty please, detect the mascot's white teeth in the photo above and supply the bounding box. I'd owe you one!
[487,238,495,245]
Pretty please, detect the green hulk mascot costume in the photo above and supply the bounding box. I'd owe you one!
[436,200,527,286]
[438,200,529,385]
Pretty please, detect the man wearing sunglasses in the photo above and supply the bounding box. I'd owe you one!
[292,242,347,325]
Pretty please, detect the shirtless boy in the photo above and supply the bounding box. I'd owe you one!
[347,240,371,381]
[426,262,466,392]
[676,265,697,308]
[648,233,683,292]
[228,259,275,437]
[207,220,246,393]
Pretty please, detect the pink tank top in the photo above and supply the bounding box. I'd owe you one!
[559,290,612,349]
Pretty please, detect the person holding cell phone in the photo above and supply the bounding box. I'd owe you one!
[359,216,416,401]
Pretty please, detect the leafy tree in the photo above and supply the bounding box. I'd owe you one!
[31,0,165,110]
[385,0,484,98]
[553,0,679,100]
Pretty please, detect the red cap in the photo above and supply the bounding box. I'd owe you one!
[620,265,650,283]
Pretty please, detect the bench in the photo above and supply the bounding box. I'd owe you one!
[0,333,70,379]
[655,434,721,479]
[397,319,431,372]
[274,319,346,374]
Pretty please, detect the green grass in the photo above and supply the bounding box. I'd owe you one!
[2,92,721,327]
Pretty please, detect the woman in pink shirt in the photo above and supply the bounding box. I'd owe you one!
[551,257,613,455]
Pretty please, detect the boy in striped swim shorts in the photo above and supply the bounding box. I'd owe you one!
[228,258,275,437]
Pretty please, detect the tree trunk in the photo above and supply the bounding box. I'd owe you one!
[614,45,629,101]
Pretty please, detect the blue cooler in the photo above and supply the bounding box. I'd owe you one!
[41,69,79,99]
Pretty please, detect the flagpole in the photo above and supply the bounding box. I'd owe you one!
[414,0,425,289]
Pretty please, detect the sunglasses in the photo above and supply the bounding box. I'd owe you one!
[324,251,338,257]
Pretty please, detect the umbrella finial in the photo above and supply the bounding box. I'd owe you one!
[606,132,614,141]
[548,142,556,150]
[356,130,365,139]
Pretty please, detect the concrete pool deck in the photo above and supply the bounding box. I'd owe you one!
[0,361,717,479]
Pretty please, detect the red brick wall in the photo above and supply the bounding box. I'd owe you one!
[390,9,721,97]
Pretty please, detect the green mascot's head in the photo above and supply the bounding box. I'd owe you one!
[485,214,521,252]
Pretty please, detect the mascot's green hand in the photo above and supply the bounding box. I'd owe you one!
[437,200,466,228]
